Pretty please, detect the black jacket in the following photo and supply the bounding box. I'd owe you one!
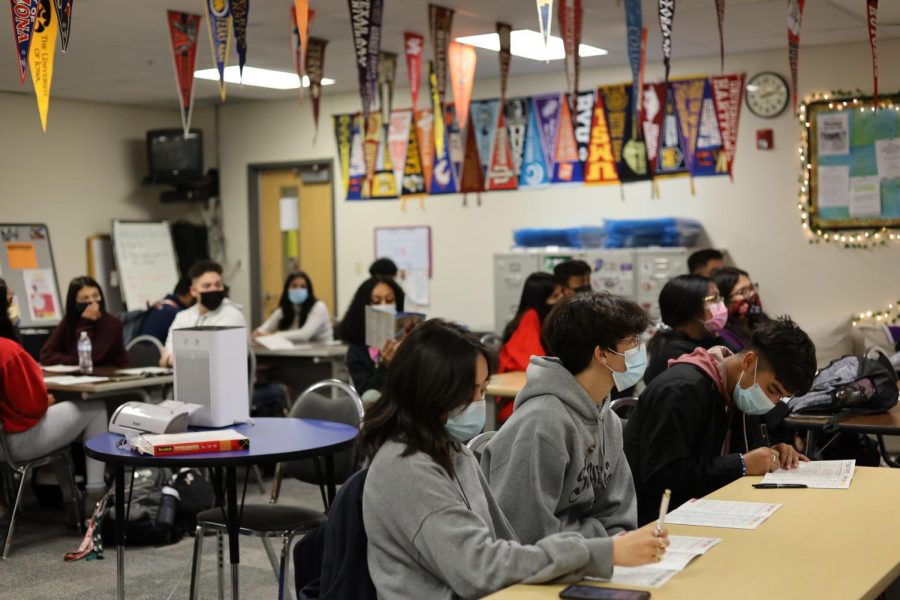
[345,343,385,395]
[624,363,744,525]
[645,332,725,385]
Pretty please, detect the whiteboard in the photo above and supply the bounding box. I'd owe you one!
[112,221,180,310]
[374,226,432,276]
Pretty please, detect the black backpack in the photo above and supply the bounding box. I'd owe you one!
[788,355,899,415]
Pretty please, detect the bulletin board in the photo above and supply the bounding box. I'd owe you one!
[112,220,180,310]
[808,94,900,230]
[374,226,432,306]
[0,223,63,328]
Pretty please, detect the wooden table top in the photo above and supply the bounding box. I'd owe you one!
[487,371,527,399]
[784,404,900,436]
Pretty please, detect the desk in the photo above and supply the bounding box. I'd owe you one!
[487,371,526,398]
[784,405,900,467]
[487,467,900,600]
[85,417,358,600]
[254,342,350,393]
[43,367,173,401]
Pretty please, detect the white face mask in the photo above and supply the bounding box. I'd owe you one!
[371,303,397,315]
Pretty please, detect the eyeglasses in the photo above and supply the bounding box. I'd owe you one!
[730,283,759,299]
[615,335,641,350]
[703,294,724,304]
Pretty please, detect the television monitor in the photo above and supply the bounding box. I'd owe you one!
[146,129,203,185]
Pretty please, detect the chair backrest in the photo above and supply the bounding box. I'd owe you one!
[126,335,164,368]
[284,380,364,485]
[609,396,638,425]
[466,430,496,461]
[479,333,502,355]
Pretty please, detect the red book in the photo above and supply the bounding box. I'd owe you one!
[133,430,249,456]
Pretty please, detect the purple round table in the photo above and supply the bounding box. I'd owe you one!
[85,417,358,600]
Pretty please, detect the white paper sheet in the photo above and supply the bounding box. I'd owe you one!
[875,138,900,179]
[817,165,850,208]
[760,459,855,489]
[115,367,172,376]
[817,112,849,155]
[279,197,299,231]
[588,536,721,589]
[42,365,81,373]
[849,175,881,217]
[665,499,781,529]
[254,334,295,351]
[43,376,110,385]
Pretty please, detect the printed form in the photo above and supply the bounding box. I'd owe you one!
[665,499,781,529]
[760,459,856,489]
[588,536,721,588]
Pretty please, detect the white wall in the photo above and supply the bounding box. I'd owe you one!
[218,39,900,333]
[0,92,216,298]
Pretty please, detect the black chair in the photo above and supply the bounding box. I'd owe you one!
[125,335,164,368]
[466,430,496,462]
[609,396,639,427]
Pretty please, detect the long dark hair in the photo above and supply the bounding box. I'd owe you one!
[337,276,405,344]
[711,267,749,302]
[502,272,557,343]
[648,275,712,357]
[277,271,317,331]
[359,319,493,478]
[64,276,105,335]
[0,278,20,343]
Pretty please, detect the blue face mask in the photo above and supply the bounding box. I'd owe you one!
[288,288,309,305]
[606,343,648,391]
[445,399,486,442]
[732,359,776,415]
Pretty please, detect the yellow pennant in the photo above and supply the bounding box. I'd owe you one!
[29,0,58,132]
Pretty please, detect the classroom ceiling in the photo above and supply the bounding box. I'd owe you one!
[0,0,897,107]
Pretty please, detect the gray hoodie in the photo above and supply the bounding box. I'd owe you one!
[481,356,637,553]
[363,439,614,600]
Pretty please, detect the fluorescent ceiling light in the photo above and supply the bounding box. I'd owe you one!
[455,29,607,61]
[194,66,335,90]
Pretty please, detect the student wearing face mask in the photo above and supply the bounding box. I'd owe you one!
[254,271,333,343]
[40,276,129,367]
[362,319,669,600]
[337,276,406,395]
[644,275,728,384]
[160,260,246,367]
[623,317,817,525]
[483,292,655,551]
[553,260,592,297]
[712,267,768,352]
[0,278,21,344]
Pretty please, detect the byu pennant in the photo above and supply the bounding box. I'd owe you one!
[428,3,454,114]
[404,32,424,110]
[497,22,511,103]
[448,41,476,130]
[787,0,805,115]
[231,0,249,77]
[867,0,878,109]
[573,90,594,171]
[558,0,582,103]
[205,0,232,101]
[29,0,55,131]
[9,0,39,83]
[53,0,71,52]
[535,0,553,57]
[306,37,328,138]
[167,10,201,137]
[658,0,675,84]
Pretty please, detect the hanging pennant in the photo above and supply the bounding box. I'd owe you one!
[401,120,427,197]
[710,73,744,180]
[347,115,367,200]
[574,89,594,171]
[363,112,382,197]
[624,0,643,113]
[427,60,447,163]
[787,0,805,114]
[621,22,650,180]
[167,10,201,136]
[205,0,232,101]
[867,0,878,109]
[558,0,582,102]
[53,0,71,52]
[670,78,706,178]
[658,0,675,83]
[231,0,249,77]
[460,117,485,203]
[471,100,500,176]
[533,93,562,179]
[715,0,725,72]
[584,91,619,185]
[430,112,458,195]
[600,86,629,168]
[520,96,552,188]
[641,82,667,177]
[601,85,648,182]
[377,52,398,127]
[388,110,412,191]
[505,98,530,180]
[28,0,55,131]
[10,0,39,82]
[365,0,384,111]
[655,85,689,177]
[306,37,328,137]
[536,0,553,54]
[404,32,424,110]
[448,42,476,130]
[372,127,398,199]
[294,0,309,79]
[552,98,583,183]
[428,4,454,112]
[692,79,726,177]
[415,108,435,192]
[348,0,375,117]
[334,114,354,195]
[486,111,518,191]
[497,22,512,103]
[446,105,464,180]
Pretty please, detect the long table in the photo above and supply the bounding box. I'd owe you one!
[487,467,900,600]
[43,367,173,401]
[253,342,350,395]
[784,405,900,466]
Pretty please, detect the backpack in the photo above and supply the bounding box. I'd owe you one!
[788,355,899,415]
[119,309,147,345]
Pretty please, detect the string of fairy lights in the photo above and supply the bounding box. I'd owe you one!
[796,89,900,249]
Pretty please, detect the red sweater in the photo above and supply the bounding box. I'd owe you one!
[40,313,130,367]
[496,309,545,424]
[0,338,49,433]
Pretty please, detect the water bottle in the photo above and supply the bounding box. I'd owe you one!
[77,331,93,374]
[156,486,180,529]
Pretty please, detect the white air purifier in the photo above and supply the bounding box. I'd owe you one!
[173,326,249,427]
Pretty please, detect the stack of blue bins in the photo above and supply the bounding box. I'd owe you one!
[513,226,605,248]
[602,218,702,248]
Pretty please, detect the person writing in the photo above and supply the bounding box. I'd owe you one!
[254,271,333,344]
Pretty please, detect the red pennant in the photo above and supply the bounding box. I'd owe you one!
[867,0,878,110]
[404,32,424,110]
[167,11,201,136]
[448,42,477,130]
[558,0,582,101]
[487,112,518,190]
[10,0,39,82]
[787,0,805,115]
[641,82,667,176]
[710,73,744,180]
[460,116,485,202]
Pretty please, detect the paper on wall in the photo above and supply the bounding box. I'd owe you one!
[23,268,60,322]
[279,197,300,231]
[817,165,850,208]
[849,175,881,217]
[402,269,430,306]
[817,112,849,156]
[875,138,900,179]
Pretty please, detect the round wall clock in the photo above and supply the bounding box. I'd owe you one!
[745,72,790,118]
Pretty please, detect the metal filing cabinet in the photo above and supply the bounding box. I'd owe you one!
[493,251,542,334]
[583,249,636,297]
[635,247,688,319]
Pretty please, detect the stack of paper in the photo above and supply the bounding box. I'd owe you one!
[666,499,781,529]
[254,335,295,351]
[44,375,110,385]
[760,459,856,489]
[588,536,721,589]
[116,367,172,376]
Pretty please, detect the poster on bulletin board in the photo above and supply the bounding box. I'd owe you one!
[808,94,900,230]
[374,226,431,306]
